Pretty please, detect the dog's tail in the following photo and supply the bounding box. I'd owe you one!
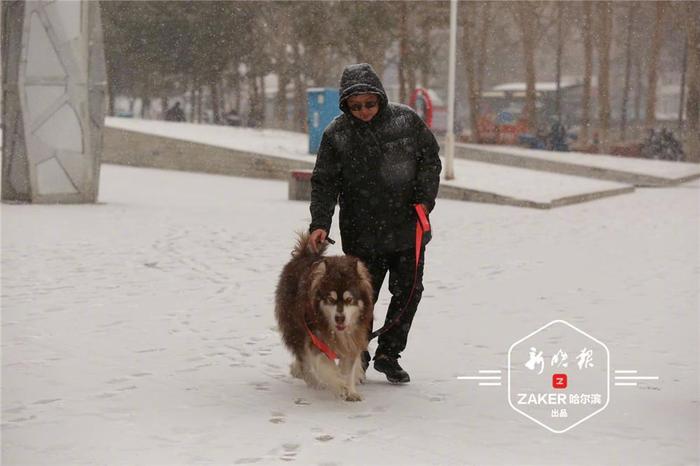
[292,231,327,258]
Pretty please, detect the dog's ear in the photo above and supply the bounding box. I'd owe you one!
[353,258,374,318]
[308,259,327,296]
[355,258,372,284]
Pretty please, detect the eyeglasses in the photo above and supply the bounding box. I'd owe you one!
[348,100,379,112]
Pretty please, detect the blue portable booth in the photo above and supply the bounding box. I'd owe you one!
[307,88,341,154]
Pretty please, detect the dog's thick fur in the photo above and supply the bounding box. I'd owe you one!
[275,233,374,401]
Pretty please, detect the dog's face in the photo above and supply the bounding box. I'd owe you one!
[318,289,363,332]
[309,258,372,334]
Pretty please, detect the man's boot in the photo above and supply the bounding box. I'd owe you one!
[374,354,410,383]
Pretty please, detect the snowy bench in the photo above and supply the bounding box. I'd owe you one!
[288,169,313,201]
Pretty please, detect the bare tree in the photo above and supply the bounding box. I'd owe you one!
[512,1,541,132]
[337,1,393,76]
[397,2,410,104]
[644,1,666,129]
[685,2,700,162]
[462,2,479,141]
[678,37,688,132]
[292,42,306,133]
[266,4,293,129]
[596,1,613,152]
[633,54,643,124]
[476,2,494,103]
[462,1,495,142]
[580,1,594,145]
[554,1,563,121]
[619,3,636,141]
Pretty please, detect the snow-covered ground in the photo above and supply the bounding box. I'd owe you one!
[107,117,311,162]
[440,159,629,205]
[458,142,700,181]
[2,164,698,465]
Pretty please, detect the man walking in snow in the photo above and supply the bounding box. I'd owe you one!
[308,63,441,383]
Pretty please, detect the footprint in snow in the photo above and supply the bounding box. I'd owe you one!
[280,443,300,462]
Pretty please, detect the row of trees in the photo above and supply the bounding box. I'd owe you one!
[101,1,700,161]
[461,1,698,157]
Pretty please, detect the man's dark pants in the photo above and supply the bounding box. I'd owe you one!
[356,244,425,359]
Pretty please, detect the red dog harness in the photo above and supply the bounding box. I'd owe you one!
[304,319,338,361]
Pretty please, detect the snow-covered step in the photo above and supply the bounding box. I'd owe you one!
[439,158,634,209]
[105,117,315,180]
[455,142,700,187]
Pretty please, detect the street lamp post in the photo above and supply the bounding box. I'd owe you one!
[445,0,457,180]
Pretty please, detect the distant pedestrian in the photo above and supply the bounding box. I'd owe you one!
[165,102,186,122]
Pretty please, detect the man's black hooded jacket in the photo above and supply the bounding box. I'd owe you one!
[309,63,442,256]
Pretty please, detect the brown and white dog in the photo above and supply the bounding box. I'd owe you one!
[275,233,374,401]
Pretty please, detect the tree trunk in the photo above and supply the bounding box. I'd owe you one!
[210,77,220,124]
[634,56,643,125]
[233,71,241,112]
[555,1,563,121]
[161,95,169,119]
[596,1,613,153]
[293,42,307,133]
[398,2,409,103]
[644,1,665,130]
[515,2,538,132]
[581,1,593,145]
[462,4,479,142]
[248,72,259,127]
[196,85,203,123]
[218,79,226,119]
[275,45,290,129]
[108,92,115,117]
[275,75,289,130]
[408,65,417,102]
[140,78,150,118]
[678,37,688,132]
[188,74,196,122]
[684,2,700,162]
[476,2,493,99]
[107,77,116,116]
[420,19,431,88]
[258,75,266,127]
[619,4,635,141]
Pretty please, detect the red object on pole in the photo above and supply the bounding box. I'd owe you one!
[410,88,434,128]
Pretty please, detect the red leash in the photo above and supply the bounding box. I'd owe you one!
[305,204,430,359]
[369,204,429,340]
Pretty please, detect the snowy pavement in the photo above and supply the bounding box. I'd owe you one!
[2,164,698,465]
[457,142,700,184]
[107,117,311,162]
[439,158,631,207]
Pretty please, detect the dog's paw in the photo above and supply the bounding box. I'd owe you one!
[344,391,363,402]
[356,370,366,385]
[290,361,303,379]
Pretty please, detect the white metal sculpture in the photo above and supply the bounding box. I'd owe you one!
[2,0,106,203]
